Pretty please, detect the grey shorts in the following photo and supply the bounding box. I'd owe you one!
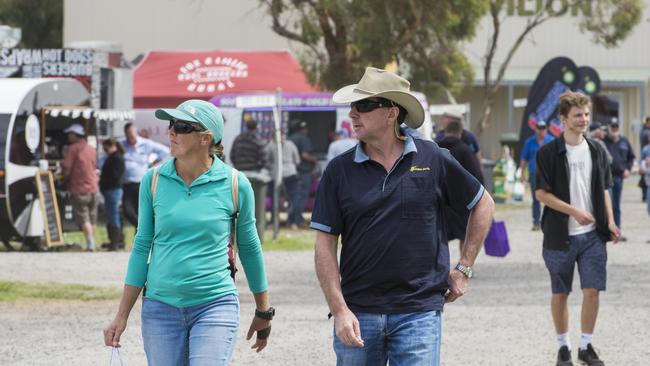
[542,230,607,294]
[70,192,99,226]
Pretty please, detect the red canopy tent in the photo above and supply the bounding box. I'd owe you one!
[133,50,316,108]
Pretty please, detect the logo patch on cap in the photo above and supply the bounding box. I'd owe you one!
[185,105,196,115]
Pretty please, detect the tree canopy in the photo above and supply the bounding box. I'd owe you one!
[260,0,488,97]
[476,0,644,134]
[0,0,63,48]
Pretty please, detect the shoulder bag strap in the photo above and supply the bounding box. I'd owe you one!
[147,167,159,264]
[231,168,239,257]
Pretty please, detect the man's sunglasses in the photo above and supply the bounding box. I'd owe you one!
[168,118,206,134]
[351,98,395,113]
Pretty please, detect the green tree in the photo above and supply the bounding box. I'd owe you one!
[259,0,488,97]
[0,0,63,48]
[476,0,644,135]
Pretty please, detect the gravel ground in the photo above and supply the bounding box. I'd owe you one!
[1,183,649,365]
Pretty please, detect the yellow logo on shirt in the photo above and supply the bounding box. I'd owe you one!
[410,166,431,172]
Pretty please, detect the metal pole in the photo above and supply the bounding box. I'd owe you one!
[271,88,283,240]
[507,83,514,133]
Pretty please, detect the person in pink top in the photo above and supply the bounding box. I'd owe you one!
[62,124,99,251]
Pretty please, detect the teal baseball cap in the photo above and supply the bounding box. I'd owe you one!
[155,99,224,143]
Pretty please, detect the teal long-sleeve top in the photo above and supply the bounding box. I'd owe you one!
[124,157,268,308]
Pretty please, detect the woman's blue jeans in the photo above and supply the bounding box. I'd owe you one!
[333,310,442,366]
[141,294,240,366]
[101,188,123,228]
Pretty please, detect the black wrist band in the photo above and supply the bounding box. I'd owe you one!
[255,306,275,320]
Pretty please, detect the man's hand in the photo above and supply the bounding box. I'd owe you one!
[623,169,630,179]
[334,308,364,348]
[445,269,469,303]
[572,208,595,225]
[519,174,526,183]
[608,222,621,244]
[246,316,272,352]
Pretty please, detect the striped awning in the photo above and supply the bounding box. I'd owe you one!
[43,106,135,121]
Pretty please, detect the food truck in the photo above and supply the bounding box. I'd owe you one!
[0,78,132,250]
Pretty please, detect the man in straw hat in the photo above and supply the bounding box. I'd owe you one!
[311,67,494,365]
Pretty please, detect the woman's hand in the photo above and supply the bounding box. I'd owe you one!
[246,316,272,352]
[103,315,128,347]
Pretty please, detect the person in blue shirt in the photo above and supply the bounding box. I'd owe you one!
[312,67,494,366]
[103,100,273,365]
[120,123,170,228]
[519,120,554,231]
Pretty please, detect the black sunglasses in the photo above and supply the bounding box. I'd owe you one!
[168,118,206,134]
[350,98,395,113]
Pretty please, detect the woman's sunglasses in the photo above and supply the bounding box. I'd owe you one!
[168,118,206,134]
[350,98,395,113]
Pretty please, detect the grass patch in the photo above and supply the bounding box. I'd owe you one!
[262,229,316,251]
[0,281,121,302]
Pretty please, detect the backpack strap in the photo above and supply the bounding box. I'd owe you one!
[231,168,239,257]
[151,167,160,199]
[147,167,159,264]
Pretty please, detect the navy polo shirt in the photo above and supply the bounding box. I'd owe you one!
[311,136,484,314]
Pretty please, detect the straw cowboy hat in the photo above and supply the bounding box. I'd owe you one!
[333,67,425,129]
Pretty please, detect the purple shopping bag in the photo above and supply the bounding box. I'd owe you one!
[483,221,510,257]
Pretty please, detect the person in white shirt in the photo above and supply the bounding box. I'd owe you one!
[120,122,170,227]
[326,128,357,163]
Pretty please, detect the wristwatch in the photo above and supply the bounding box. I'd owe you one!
[255,307,276,320]
[455,263,473,279]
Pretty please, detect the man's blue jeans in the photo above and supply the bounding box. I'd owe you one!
[529,177,541,226]
[101,188,122,228]
[289,172,312,225]
[141,294,239,366]
[610,175,623,227]
[333,310,441,366]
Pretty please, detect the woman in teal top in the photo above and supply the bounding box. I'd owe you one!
[103,100,274,365]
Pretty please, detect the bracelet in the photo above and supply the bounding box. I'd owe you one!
[255,306,275,320]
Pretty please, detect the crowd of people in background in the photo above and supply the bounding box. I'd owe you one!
[57,94,650,253]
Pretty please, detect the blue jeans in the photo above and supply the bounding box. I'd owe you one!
[289,172,311,225]
[101,189,123,228]
[610,175,623,227]
[282,175,299,223]
[141,294,240,366]
[529,177,540,225]
[333,310,441,366]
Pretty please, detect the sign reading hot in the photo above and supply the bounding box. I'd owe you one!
[177,56,249,93]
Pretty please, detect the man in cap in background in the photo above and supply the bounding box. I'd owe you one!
[288,120,317,229]
[603,117,635,240]
[438,118,485,255]
[638,116,650,202]
[230,119,271,243]
[312,67,494,365]
[326,128,357,163]
[519,120,554,231]
[435,110,482,168]
[587,121,612,164]
[61,123,99,251]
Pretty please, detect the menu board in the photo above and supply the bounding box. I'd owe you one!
[35,171,64,247]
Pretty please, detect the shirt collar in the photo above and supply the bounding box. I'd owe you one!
[353,133,418,163]
[157,155,227,183]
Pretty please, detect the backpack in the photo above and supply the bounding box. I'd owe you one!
[149,167,240,279]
